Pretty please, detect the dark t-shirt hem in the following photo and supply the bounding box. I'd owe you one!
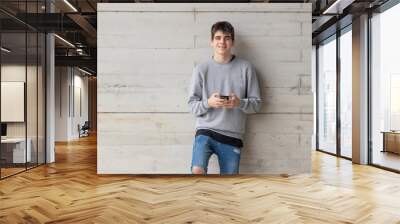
[195,129,243,148]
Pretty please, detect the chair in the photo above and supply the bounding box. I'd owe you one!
[79,121,90,138]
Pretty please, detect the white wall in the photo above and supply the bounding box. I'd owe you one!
[55,67,89,141]
[1,66,26,131]
[1,65,40,138]
[1,63,46,163]
[98,3,313,174]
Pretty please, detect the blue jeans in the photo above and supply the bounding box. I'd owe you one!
[191,135,241,174]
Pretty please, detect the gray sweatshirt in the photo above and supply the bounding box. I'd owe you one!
[188,57,262,140]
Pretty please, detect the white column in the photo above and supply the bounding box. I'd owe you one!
[45,1,56,163]
[352,14,369,164]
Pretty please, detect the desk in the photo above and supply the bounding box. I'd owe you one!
[1,138,31,163]
[381,131,400,154]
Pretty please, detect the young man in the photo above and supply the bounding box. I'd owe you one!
[188,21,262,175]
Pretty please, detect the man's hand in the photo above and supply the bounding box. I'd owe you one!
[208,92,225,108]
[224,93,241,108]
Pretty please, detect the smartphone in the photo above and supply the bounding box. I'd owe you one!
[219,95,230,100]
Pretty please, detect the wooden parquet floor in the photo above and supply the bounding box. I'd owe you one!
[1,134,400,224]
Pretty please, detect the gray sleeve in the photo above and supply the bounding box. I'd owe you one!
[188,67,209,116]
[239,65,262,114]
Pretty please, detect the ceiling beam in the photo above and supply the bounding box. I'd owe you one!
[55,55,96,70]
[322,0,356,14]
[67,13,97,39]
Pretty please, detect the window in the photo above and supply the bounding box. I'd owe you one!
[371,2,400,171]
[317,36,337,154]
[340,28,352,158]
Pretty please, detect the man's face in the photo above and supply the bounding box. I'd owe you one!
[211,30,234,55]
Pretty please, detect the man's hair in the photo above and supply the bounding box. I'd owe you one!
[211,21,235,41]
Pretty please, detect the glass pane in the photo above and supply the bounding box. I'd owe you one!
[371,4,400,171]
[1,31,27,177]
[27,31,38,169]
[340,29,352,158]
[38,33,45,165]
[318,37,337,154]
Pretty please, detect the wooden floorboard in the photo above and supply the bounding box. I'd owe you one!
[1,134,400,223]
